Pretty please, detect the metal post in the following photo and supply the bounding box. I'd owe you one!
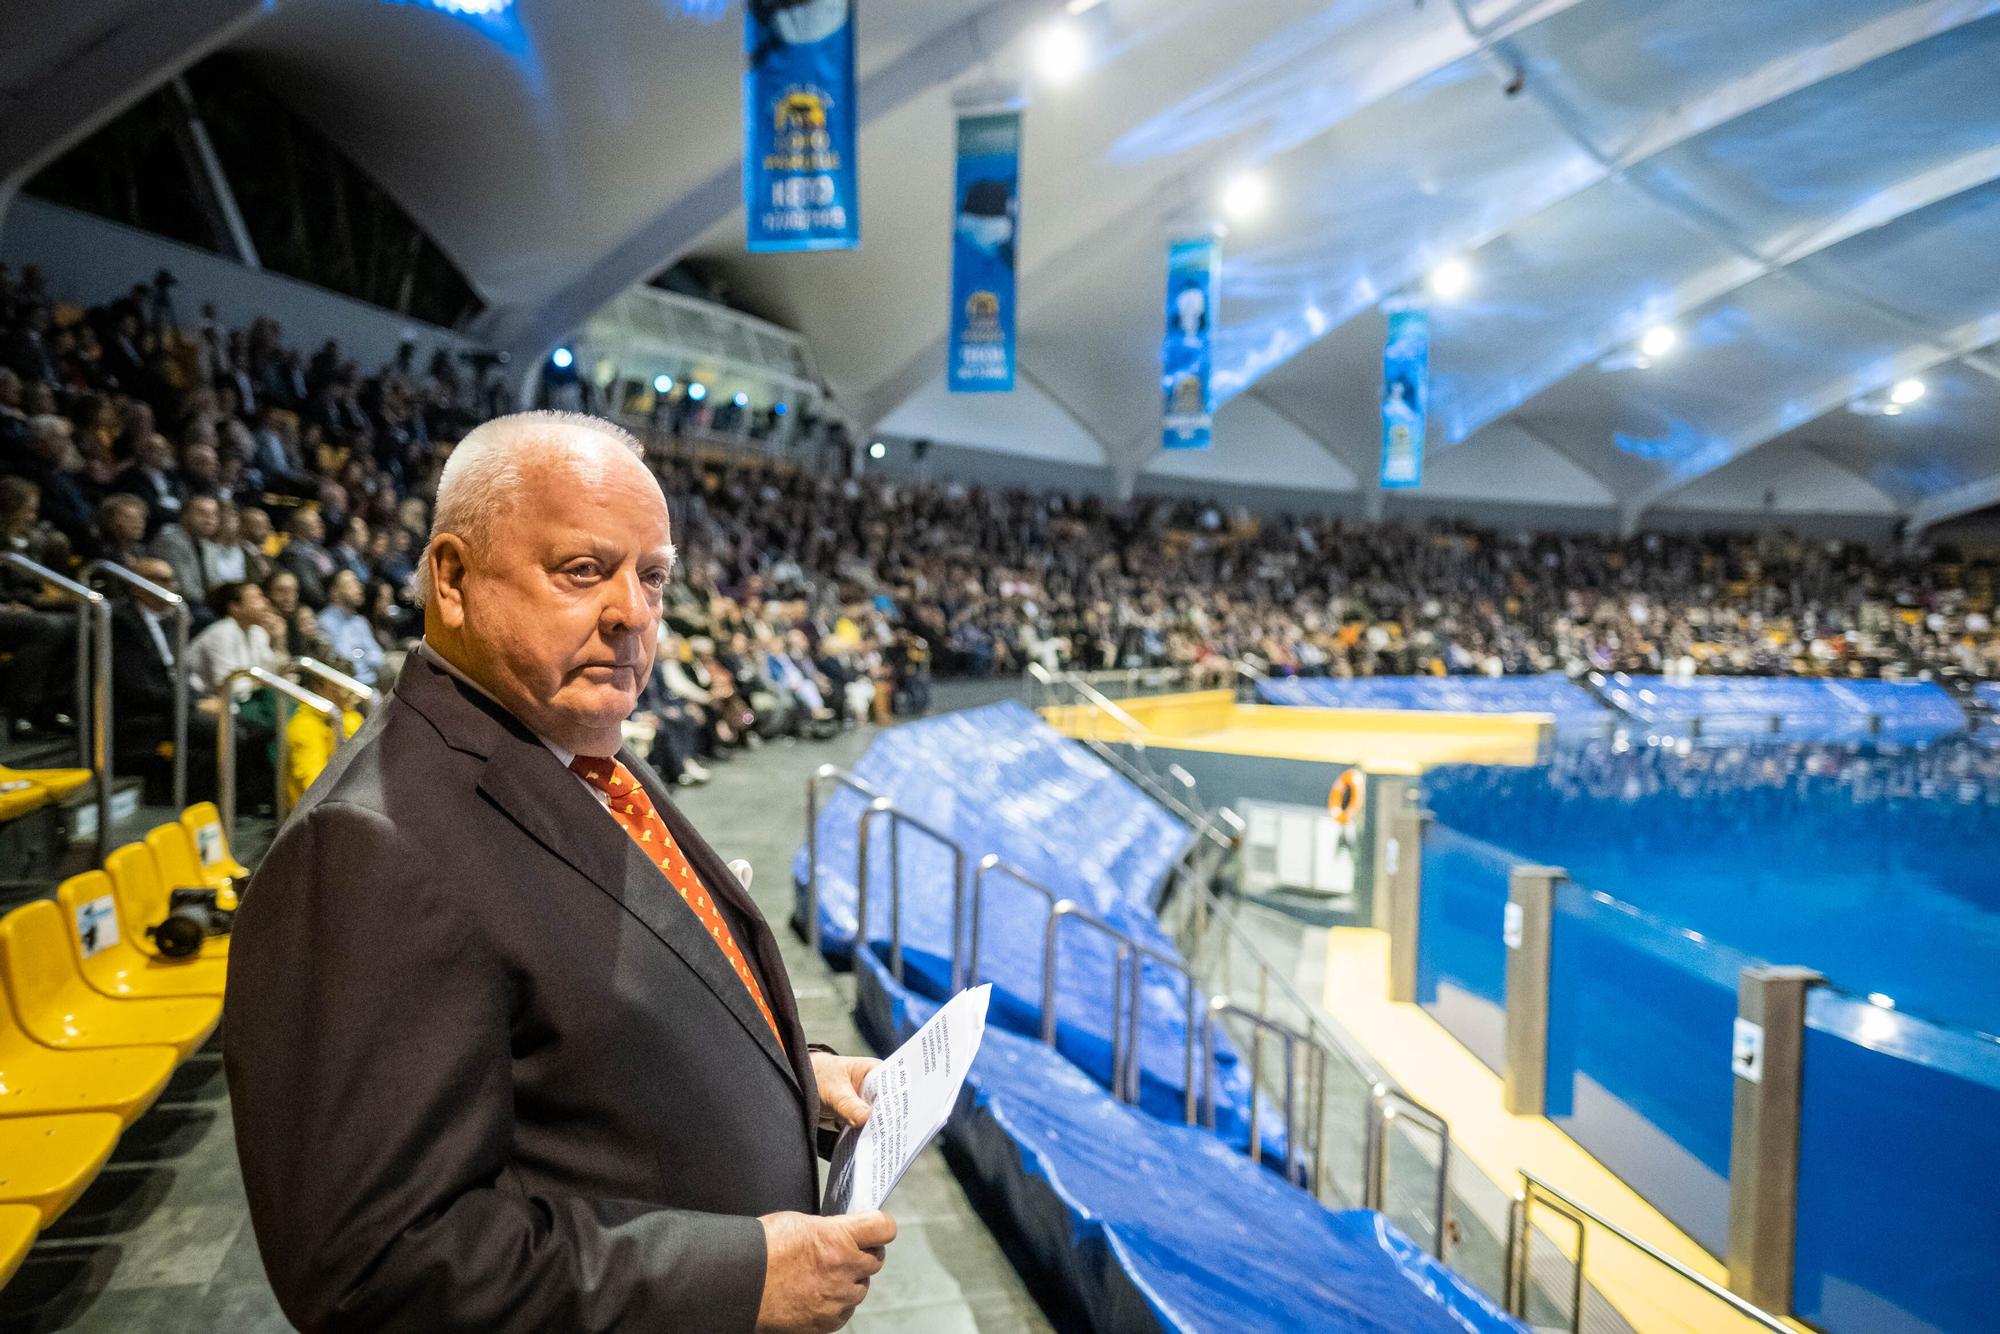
[1386,802,1425,1003]
[217,693,238,849]
[1725,965,1822,1312]
[1368,772,1416,931]
[73,601,92,768]
[89,600,113,862]
[1503,865,1564,1116]
[170,606,190,809]
[272,690,293,819]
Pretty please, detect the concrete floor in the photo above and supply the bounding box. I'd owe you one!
[0,709,1055,1333]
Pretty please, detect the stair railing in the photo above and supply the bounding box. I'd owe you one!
[801,764,885,956]
[215,667,341,844]
[854,796,970,989]
[290,656,378,708]
[2,553,112,861]
[84,559,191,811]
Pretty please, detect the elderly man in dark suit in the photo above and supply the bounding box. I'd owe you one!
[226,411,894,1332]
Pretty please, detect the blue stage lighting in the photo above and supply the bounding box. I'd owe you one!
[688,382,708,401]
[653,374,674,393]
[550,347,574,370]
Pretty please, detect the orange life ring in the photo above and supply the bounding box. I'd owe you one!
[1329,770,1362,825]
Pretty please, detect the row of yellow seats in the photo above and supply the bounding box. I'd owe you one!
[0,802,250,1289]
[0,765,94,826]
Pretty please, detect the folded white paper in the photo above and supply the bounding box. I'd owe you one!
[822,984,992,1215]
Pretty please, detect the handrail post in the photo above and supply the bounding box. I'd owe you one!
[90,598,113,861]
[854,798,894,979]
[802,765,882,957]
[217,691,238,849]
[84,559,188,811]
[1041,901,1133,1098]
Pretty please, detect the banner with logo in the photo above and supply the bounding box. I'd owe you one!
[948,109,1022,393]
[1380,303,1428,488]
[1161,235,1219,450]
[744,0,859,252]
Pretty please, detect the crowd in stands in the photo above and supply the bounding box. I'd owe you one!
[5,260,2000,802]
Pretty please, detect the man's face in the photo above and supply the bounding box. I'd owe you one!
[241,508,271,542]
[183,444,220,483]
[444,449,672,750]
[232,585,269,626]
[110,503,145,545]
[330,570,363,610]
[186,496,221,540]
[267,573,298,613]
[133,559,177,611]
[294,509,323,544]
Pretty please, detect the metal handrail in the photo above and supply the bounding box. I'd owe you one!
[1040,899,1136,1097]
[1202,998,1321,1188]
[83,559,191,810]
[803,765,885,956]
[967,855,1059,992]
[1121,937,1202,1121]
[291,656,378,706]
[2,553,112,861]
[854,797,970,988]
[215,667,340,845]
[1366,1084,1452,1259]
[1506,1172,1791,1334]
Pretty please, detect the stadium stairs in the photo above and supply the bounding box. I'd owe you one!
[795,702,1522,1333]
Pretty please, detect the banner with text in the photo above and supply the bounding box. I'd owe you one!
[1380,304,1428,488]
[1161,235,1219,450]
[745,0,859,253]
[948,110,1021,393]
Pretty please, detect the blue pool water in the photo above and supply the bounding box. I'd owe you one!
[1422,738,2000,1038]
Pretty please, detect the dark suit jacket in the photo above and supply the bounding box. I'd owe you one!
[225,653,824,1332]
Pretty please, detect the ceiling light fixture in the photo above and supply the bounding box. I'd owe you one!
[1222,171,1268,222]
[1639,324,1677,359]
[869,440,888,460]
[653,373,674,393]
[549,347,574,370]
[1890,378,1926,405]
[1035,21,1088,83]
[1427,258,1470,300]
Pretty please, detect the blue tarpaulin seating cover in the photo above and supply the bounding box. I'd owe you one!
[792,702,1258,1137]
[1257,674,1607,726]
[853,947,1524,1334]
[1594,675,1964,743]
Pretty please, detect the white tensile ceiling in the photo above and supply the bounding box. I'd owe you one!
[4,0,1997,528]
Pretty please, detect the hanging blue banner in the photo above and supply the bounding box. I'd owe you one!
[1380,304,1428,488]
[744,0,859,253]
[948,109,1021,393]
[1161,235,1219,450]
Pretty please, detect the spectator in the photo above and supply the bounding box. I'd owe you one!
[317,568,383,687]
[185,579,288,697]
[95,493,150,566]
[275,505,335,609]
[263,568,332,662]
[150,492,222,612]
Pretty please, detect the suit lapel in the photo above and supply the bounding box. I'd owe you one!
[475,738,803,1100]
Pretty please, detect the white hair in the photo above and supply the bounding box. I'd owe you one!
[417,410,658,606]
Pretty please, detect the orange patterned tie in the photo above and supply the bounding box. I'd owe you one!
[570,756,784,1050]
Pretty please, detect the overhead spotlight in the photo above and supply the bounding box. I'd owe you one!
[1639,324,1677,359]
[687,381,707,401]
[868,440,888,460]
[773,401,789,416]
[1035,21,1087,84]
[732,391,750,408]
[1890,377,1926,405]
[550,346,574,370]
[653,373,674,393]
[1427,258,1470,300]
[1881,403,1904,416]
[1222,171,1268,222]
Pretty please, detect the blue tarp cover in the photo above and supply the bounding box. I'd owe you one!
[1596,675,1964,743]
[794,703,1256,1136]
[855,950,1524,1334]
[1257,674,1607,726]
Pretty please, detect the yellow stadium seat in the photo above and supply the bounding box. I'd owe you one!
[179,803,251,884]
[0,903,220,1061]
[54,873,227,1001]
[0,1114,122,1225]
[147,823,239,914]
[106,842,229,961]
[0,1203,37,1289]
[0,971,176,1123]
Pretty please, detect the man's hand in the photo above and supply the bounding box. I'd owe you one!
[810,1051,879,1132]
[755,1210,895,1333]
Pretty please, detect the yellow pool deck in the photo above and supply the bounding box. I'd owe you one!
[1042,689,1551,770]
[1323,929,1806,1333]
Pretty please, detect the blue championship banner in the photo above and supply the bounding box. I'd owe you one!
[948,109,1021,393]
[1161,235,1219,450]
[1380,304,1428,488]
[745,0,859,252]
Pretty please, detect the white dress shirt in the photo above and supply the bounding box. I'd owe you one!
[185,617,287,697]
